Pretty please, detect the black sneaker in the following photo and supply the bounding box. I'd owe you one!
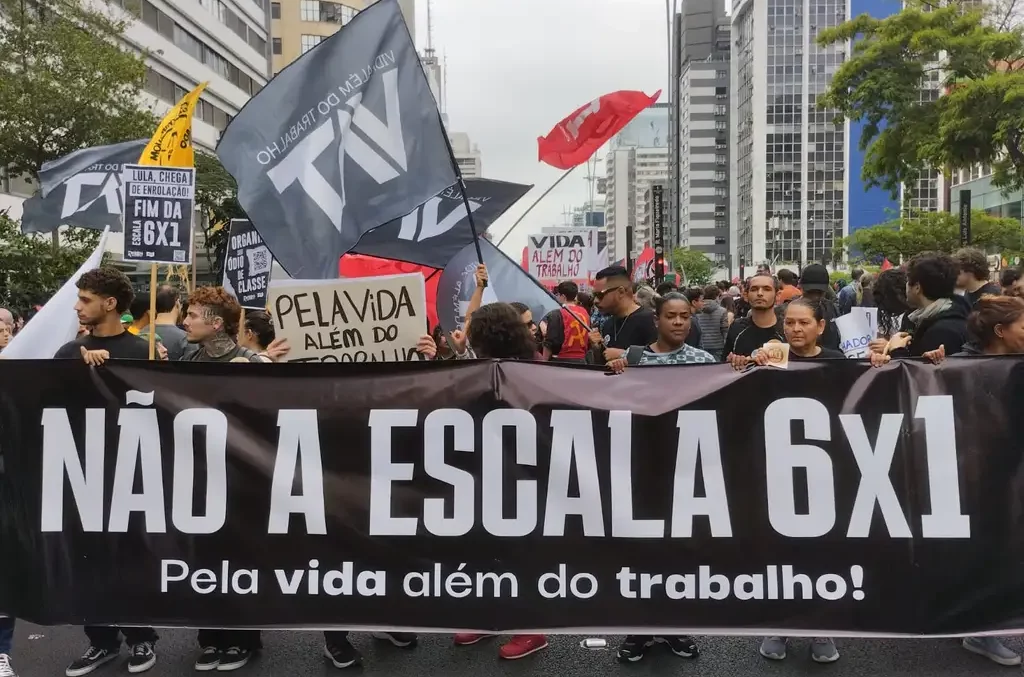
[371,632,417,648]
[616,636,654,663]
[66,646,119,677]
[655,636,699,658]
[324,639,362,669]
[127,642,157,674]
[194,647,220,672]
[216,647,252,672]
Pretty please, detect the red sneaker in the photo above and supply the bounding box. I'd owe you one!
[499,635,548,660]
[453,633,494,646]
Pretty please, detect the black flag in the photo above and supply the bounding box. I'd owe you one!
[352,178,531,268]
[21,139,147,234]
[215,0,456,280]
[436,239,562,331]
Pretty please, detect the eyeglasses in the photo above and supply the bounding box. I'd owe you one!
[593,286,624,301]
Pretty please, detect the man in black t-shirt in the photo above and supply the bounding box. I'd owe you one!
[724,274,785,369]
[54,267,151,362]
[53,268,161,676]
[587,266,658,364]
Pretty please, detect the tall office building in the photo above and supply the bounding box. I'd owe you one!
[135,0,271,151]
[676,0,732,270]
[571,201,605,229]
[271,0,415,73]
[604,103,670,263]
[731,0,850,269]
[0,0,272,219]
[731,0,945,270]
[449,132,482,178]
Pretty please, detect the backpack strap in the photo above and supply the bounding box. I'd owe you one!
[231,345,263,362]
[625,345,646,366]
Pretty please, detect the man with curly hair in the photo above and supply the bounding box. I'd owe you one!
[182,286,266,670]
[954,247,1000,307]
[181,286,273,364]
[181,287,292,670]
[54,267,150,362]
[54,268,161,676]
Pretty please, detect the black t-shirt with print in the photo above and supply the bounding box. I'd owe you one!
[600,308,658,350]
[54,331,150,360]
[723,315,785,357]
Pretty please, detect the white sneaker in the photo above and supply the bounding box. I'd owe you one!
[0,653,18,677]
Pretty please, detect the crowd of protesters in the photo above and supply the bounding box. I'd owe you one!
[0,247,1022,676]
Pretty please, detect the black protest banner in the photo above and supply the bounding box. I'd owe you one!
[1,357,1023,635]
[268,273,427,362]
[222,219,273,309]
[122,164,195,265]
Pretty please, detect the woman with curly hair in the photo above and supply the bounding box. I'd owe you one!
[872,268,912,339]
[415,303,540,362]
[416,303,544,658]
[465,302,541,359]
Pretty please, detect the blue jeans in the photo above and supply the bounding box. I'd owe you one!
[0,617,14,654]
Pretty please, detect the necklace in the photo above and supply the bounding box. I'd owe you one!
[612,309,638,343]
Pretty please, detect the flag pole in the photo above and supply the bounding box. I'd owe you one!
[495,165,578,249]
[147,265,157,360]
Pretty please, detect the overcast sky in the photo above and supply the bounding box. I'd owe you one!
[421,0,671,257]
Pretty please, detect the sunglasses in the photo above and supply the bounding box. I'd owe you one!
[594,285,624,301]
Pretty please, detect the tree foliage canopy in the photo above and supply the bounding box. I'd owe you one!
[818,0,1024,193]
[837,210,1023,263]
[0,1,248,307]
[195,152,244,277]
[0,210,100,311]
[0,0,156,178]
[671,247,716,286]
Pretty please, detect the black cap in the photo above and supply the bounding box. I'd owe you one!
[800,264,831,292]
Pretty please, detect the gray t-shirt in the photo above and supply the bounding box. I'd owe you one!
[139,323,189,361]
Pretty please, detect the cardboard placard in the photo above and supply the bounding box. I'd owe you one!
[269,273,427,363]
[527,228,600,285]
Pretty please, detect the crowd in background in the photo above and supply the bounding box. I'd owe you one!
[1,248,1023,677]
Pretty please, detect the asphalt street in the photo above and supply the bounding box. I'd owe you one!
[8,624,1024,677]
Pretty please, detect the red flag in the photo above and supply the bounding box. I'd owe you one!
[339,254,441,329]
[632,246,656,283]
[537,89,662,169]
[881,258,894,271]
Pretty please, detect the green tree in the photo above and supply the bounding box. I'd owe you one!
[0,210,101,312]
[0,0,156,178]
[194,152,244,277]
[836,210,1024,262]
[817,1,1024,193]
[0,0,156,250]
[671,247,715,286]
